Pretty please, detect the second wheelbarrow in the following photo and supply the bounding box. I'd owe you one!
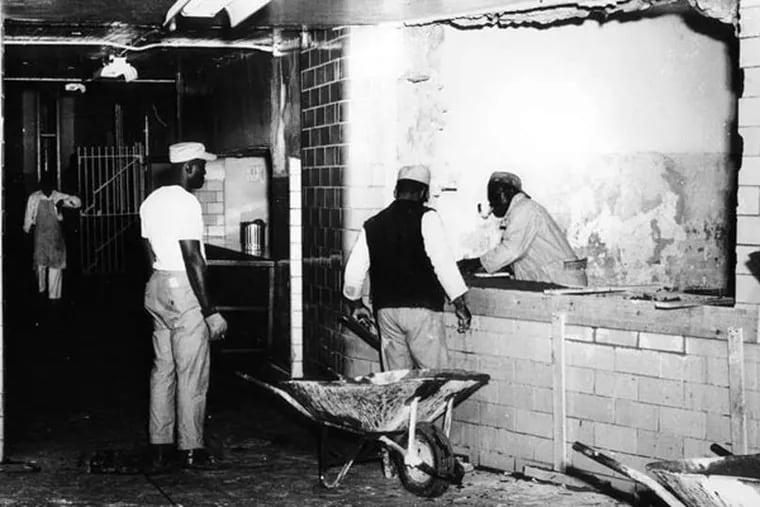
[573,441,760,507]
[238,368,489,498]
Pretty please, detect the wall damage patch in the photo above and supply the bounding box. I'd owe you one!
[443,0,737,28]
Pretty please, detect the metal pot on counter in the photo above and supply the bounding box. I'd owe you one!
[240,219,266,257]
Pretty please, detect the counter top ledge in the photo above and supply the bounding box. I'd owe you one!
[463,286,757,342]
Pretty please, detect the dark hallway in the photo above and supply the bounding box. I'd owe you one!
[0,268,619,505]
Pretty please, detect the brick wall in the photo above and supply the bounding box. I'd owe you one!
[196,179,225,241]
[447,288,760,492]
[739,2,760,303]
[300,28,351,377]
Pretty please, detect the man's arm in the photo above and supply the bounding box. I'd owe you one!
[180,239,227,340]
[421,212,471,333]
[180,240,214,316]
[54,191,82,209]
[23,194,37,233]
[142,238,156,269]
[479,202,538,273]
[342,229,373,326]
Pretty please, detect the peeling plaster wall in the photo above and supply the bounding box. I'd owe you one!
[355,14,736,289]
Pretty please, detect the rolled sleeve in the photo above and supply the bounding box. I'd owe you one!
[421,211,468,301]
[60,194,82,209]
[343,229,370,300]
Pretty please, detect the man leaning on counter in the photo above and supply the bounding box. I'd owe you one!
[458,171,587,288]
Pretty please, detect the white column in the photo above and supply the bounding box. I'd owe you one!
[289,157,304,378]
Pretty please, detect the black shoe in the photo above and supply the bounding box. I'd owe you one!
[180,448,221,470]
[145,444,178,474]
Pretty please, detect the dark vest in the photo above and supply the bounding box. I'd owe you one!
[364,200,446,312]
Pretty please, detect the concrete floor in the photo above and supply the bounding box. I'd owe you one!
[0,274,629,506]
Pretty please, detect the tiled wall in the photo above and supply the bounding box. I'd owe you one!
[447,288,760,492]
[0,54,4,461]
[739,2,760,304]
[197,179,225,241]
[288,159,303,377]
[300,28,351,377]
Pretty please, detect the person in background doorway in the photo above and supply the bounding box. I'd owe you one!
[343,165,472,372]
[140,142,228,472]
[458,171,587,287]
[23,171,81,305]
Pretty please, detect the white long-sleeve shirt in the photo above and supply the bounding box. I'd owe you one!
[479,193,586,287]
[23,190,82,233]
[343,210,467,303]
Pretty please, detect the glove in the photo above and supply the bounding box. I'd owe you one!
[205,312,228,341]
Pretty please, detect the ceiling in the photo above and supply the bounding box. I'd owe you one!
[5,0,561,82]
[2,0,737,82]
[3,0,559,27]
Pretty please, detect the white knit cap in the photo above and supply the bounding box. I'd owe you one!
[397,165,430,185]
[169,142,217,163]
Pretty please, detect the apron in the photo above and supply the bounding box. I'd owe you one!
[33,199,66,269]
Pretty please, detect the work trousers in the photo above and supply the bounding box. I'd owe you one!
[376,307,448,371]
[144,270,210,451]
[36,266,63,299]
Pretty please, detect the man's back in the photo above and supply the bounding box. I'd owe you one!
[364,200,446,312]
[507,194,585,286]
[140,185,205,272]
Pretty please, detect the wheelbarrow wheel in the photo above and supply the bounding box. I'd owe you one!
[394,423,456,498]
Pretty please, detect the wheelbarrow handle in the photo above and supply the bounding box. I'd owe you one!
[572,441,630,477]
[572,442,686,507]
[235,371,316,423]
[710,443,733,457]
[339,315,381,352]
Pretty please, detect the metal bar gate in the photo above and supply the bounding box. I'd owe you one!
[77,144,146,275]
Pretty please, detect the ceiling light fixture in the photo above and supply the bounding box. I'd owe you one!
[95,55,138,82]
[163,0,271,28]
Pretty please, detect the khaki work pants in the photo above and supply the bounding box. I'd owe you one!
[376,307,449,371]
[144,270,210,451]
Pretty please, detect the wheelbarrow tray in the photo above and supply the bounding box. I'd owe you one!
[261,368,489,434]
[238,368,489,496]
[645,454,760,507]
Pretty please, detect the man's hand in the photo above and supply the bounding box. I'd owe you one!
[452,296,472,334]
[457,258,483,276]
[205,312,228,341]
[347,298,374,330]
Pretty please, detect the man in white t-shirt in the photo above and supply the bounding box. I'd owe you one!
[140,141,228,472]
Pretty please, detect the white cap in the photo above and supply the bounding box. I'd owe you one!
[169,142,217,163]
[397,165,430,185]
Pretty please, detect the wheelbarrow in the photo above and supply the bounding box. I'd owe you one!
[573,441,760,506]
[237,368,489,498]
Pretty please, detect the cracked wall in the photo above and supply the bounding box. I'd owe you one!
[365,13,737,290]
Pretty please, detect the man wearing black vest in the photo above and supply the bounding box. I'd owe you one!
[343,165,471,370]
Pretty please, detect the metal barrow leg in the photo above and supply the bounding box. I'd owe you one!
[237,371,369,490]
[317,426,369,489]
[572,442,686,507]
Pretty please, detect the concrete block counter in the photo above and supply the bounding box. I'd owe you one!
[442,277,759,493]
